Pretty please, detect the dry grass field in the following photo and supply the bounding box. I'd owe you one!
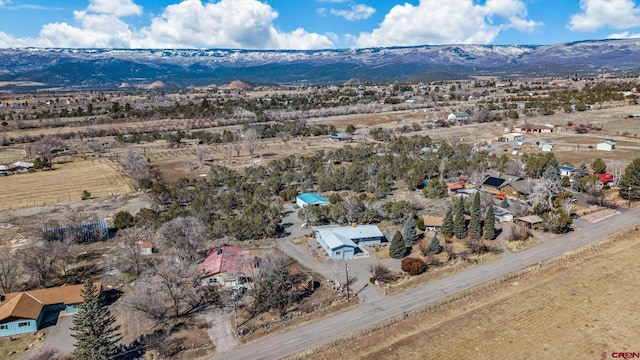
[305,227,640,360]
[0,158,135,211]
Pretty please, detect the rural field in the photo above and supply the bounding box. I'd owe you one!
[306,227,640,360]
[0,158,135,211]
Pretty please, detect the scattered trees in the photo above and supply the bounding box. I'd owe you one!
[0,249,19,293]
[619,158,640,201]
[253,252,292,315]
[543,210,573,234]
[423,179,447,199]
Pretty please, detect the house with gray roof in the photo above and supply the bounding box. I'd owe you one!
[313,225,385,259]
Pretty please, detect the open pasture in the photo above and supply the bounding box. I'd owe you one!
[0,158,135,211]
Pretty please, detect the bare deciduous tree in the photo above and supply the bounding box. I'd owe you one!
[117,227,151,277]
[608,159,625,186]
[124,259,217,323]
[244,128,259,156]
[155,216,207,263]
[122,147,150,181]
[17,241,58,288]
[0,249,19,293]
[51,237,79,277]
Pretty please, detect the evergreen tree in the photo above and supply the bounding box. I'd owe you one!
[619,158,640,201]
[423,179,448,199]
[500,196,509,208]
[453,197,467,239]
[573,163,590,191]
[71,280,121,360]
[442,209,454,239]
[402,217,418,248]
[467,192,482,239]
[483,205,496,240]
[592,158,607,174]
[542,165,563,198]
[389,230,407,259]
[428,234,443,254]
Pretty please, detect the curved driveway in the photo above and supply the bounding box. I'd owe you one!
[214,207,640,360]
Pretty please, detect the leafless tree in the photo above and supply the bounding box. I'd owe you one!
[367,262,395,283]
[0,249,19,293]
[560,197,575,216]
[196,148,206,164]
[506,158,526,178]
[244,128,259,156]
[117,227,151,277]
[232,142,242,157]
[124,259,217,323]
[155,216,207,263]
[528,178,557,211]
[51,237,79,277]
[24,347,62,360]
[184,158,198,171]
[224,144,234,159]
[17,241,58,288]
[608,159,625,186]
[122,147,150,181]
[277,131,289,144]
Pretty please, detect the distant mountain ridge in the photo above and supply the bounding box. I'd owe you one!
[1,39,639,90]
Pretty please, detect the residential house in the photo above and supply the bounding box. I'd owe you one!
[0,283,101,338]
[314,225,385,260]
[447,183,465,194]
[481,174,531,200]
[503,132,523,142]
[422,216,444,232]
[596,140,616,151]
[447,112,470,122]
[198,245,257,288]
[558,165,576,178]
[296,193,330,208]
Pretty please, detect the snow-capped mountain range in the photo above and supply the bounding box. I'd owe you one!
[1,39,639,90]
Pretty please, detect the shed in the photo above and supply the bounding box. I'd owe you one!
[296,193,330,208]
[596,140,616,151]
[515,215,544,229]
[314,225,385,260]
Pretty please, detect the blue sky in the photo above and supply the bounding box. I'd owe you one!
[0,0,639,49]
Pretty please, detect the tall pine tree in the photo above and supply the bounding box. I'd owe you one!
[442,209,454,239]
[402,217,418,248]
[389,230,407,259]
[71,280,121,360]
[467,192,482,239]
[453,197,467,239]
[483,205,496,240]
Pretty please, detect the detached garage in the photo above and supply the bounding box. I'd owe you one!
[296,193,330,208]
[314,225,385,259]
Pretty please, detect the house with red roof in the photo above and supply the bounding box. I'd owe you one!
[197,245,257,288]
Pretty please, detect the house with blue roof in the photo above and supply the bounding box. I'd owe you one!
[296,193,330,208]
[314,225,385,259]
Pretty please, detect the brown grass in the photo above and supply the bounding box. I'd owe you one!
[0,158,135,211]
[304,226,640,360]
[0,329,49,360]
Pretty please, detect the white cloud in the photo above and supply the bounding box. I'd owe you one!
[568,0,640,32]
[354,0,541,47]
[87,0,143,17]
[134,0,333,49]
[607,31,640,38]
[2,0,332,50]
[330,4,376,21]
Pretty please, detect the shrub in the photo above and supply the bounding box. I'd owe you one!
[113,211,135,230]
[401,257,427,276]
[368,263,395,283]
[509,224,530,241]
[81,190,91,200]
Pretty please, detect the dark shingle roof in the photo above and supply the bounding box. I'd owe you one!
[482,176,506,188]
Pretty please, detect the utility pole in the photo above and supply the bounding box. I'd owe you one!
[629,185,632,208]
[345,261,350,302]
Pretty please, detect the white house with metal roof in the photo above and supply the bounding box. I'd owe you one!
[314,225,385,259]
[296,193,330,208]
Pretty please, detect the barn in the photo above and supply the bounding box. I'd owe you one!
[314,225,385,260]
[296,193,330,208]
